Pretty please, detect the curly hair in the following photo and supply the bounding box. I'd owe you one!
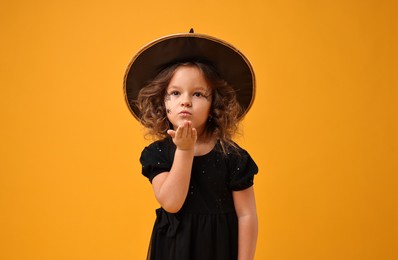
[136,61,243,152]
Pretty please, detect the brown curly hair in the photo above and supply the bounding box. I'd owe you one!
[136,61,243,151]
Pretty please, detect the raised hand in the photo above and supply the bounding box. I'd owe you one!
[167,121,197,151]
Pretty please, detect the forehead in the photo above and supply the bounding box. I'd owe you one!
[167,66,211,90]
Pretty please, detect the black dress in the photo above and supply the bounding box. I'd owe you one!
[140,137,258,260]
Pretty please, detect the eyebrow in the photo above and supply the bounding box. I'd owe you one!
[194,87,210,93]
[167,86,210,93]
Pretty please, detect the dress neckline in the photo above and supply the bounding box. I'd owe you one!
[194,140,219,158]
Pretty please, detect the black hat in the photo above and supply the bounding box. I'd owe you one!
[124,29,256,120]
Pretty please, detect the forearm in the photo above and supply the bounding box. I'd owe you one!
[155,148,194,213]
[237,214,258,260]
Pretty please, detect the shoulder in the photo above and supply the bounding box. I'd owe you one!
[223,141,250,157]
[143,137,174,153]
[140,137,175,163]
[140,137,175,182]
[222,141,258,170]
[223,142,259,190]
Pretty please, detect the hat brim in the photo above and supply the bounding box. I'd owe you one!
[124,32,256,120]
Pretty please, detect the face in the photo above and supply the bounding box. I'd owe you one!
[164,66,212,135]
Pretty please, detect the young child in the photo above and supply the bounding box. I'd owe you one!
[124,30,259,260]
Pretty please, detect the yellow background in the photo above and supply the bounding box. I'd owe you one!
[1,0,397,259]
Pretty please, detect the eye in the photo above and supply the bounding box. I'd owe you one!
[169,91,180,96]
[193,92,205,97]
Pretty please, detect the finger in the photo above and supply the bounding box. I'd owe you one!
[186,121,192,138]
[167,129,176,138]
[176,124,184,139]
[192,128,197,141]
[182,121,189,138]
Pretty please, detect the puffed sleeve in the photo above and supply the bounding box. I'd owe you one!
[140,140,173,183]
[227,147,258,191]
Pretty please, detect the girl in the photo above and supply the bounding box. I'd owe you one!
[124,30,258,260]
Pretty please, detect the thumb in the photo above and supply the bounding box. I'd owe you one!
[167,129,176,138]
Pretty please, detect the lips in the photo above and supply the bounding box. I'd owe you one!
[178,110,192,116]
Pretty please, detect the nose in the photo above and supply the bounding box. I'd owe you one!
[181,101,191,107]
[181,95,192,107]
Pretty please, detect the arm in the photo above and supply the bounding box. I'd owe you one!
[233,186,258,260]
[151,121,197,213]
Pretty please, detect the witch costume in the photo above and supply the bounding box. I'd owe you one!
[124,29,258,260]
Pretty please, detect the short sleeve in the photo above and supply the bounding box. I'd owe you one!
[227,148,258,191]
[140,140,173,183]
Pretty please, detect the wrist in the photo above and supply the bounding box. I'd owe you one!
[176,147,195,153]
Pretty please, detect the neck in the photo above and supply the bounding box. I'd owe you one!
[194,132,217,156]
[197,130,214,143]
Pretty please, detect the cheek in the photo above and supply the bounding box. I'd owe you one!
[164,100,177,115]
[164,101,170,114]
[197,102,212,118]
[205,98,212,112]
